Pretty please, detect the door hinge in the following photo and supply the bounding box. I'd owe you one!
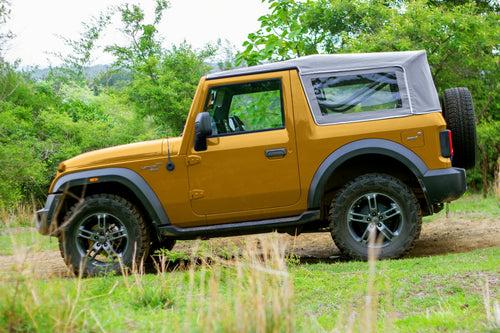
[186,155,201,166]
[190,189,205,199]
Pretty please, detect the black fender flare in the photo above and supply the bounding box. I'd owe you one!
[307,139,430,209]
[52,168,170,226]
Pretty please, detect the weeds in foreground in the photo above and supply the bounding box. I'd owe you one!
[0,227,498,332]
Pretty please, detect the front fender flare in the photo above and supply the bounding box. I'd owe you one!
[307,139,429,209]
[52,168,170,226]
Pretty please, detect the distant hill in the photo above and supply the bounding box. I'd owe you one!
[30,64,111,80]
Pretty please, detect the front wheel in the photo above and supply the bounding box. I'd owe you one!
[329,174,422,260]
[59,194,150,276]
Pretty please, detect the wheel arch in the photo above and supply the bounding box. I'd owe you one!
[308,139,432,216]
[51,168,170,232]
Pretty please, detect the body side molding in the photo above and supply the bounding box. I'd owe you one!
[52,168,170,226]
[307,139,429,209]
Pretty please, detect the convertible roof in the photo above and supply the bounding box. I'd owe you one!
[207,50,441,114]
[207,50,427,79]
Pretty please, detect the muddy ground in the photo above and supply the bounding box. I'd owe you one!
[1,213,499,278]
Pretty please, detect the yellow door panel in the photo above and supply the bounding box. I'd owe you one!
[188,129,300,216]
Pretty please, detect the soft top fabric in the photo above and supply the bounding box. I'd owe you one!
[207,50,441,114]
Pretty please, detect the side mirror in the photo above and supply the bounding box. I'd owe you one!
[194,112,213,151]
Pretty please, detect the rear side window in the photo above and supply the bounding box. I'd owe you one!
[304,68,410,124]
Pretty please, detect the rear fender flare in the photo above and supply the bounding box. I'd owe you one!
[308,139,429,209]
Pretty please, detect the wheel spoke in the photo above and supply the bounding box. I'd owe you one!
[377,222,395,241]
[87,242,103,260]
[349,212,371,223]
[366,193,378,212]
[97,214,107,231]
[102,242,120,260]
[381,205,401,220]
[359,225,372,243]
[107,228,127,242]
[77,227,97,241]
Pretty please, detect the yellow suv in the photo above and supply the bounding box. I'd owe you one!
[36,50,476,275]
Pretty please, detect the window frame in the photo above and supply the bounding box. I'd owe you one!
[204,78,286,138]
[301,66,412,125]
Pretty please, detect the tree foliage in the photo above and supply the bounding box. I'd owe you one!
[0,60,157,207]
[105,0,214,134]
[238,0,499,120]
[0,1,214,206]
[50,11,111,85]
[0,0,13,56]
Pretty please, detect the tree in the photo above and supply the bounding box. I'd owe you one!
[238,0,499,120]
[50,11,111,84]
[105,0,214,134]
[0,0,13,57]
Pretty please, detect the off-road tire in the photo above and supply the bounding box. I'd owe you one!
[58,194,150,276]
[330,173,422,260]
[442,87,477,169]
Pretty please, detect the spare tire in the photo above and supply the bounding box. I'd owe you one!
[442,87,477,169]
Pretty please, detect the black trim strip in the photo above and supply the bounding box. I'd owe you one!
[159,210,320,240]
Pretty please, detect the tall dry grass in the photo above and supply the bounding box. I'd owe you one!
[0,224,498,332]
[0,204,35,229]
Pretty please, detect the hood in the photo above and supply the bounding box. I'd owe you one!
[61,137,182,171]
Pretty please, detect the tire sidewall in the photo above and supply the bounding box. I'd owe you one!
[62,196,144,276]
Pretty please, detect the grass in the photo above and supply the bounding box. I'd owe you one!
[0,193,498,332]
[0,228,58,255]
[424,192,499,222]
[0,245,497,332]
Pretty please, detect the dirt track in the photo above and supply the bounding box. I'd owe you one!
[1,213,499,278]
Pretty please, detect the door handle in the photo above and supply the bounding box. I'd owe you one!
[265,148,287,158]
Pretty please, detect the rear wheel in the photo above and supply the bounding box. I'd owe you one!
[330,174,421,260]
[59,194,150,276]
[442,87,477,169]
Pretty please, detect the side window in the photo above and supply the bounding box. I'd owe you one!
[311,72,403,116]
[204,79,284,136]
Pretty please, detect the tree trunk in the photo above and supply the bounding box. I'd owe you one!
[495,157,500,198]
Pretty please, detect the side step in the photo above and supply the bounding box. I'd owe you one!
[158,210,320,240]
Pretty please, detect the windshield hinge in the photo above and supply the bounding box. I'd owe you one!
[190,189,205,200]
[186,155,201,166]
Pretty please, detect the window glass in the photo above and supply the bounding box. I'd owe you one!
[204,79,284,136]
[311,72,403,116]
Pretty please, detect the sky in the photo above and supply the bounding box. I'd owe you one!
[4,0,269,67]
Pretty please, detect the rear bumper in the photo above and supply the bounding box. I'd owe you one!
[35,194,61,236]
[422,167,466,204]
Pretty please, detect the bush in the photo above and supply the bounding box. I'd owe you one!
[467,121,500,195]
[0,61,158,208]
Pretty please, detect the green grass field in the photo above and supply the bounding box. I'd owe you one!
[0,194,498,332]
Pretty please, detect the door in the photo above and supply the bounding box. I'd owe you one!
[187,72,301,219]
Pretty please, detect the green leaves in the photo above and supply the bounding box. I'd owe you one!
[239,0,498,122]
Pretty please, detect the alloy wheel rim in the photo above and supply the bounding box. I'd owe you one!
[346,192,404,248]
[74,213,129,265]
